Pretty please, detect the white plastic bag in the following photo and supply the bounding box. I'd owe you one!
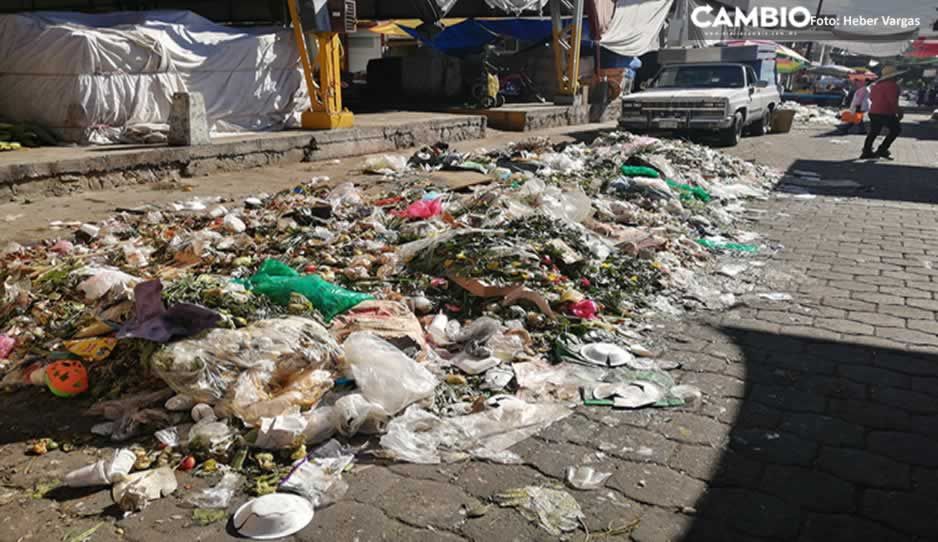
[75,266,139,301]
[254,411,309,449]
[331,393,390,436]
[343,332,437,415]
[363,154,408,175]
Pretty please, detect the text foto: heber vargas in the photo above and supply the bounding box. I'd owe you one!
[816,15,921,28]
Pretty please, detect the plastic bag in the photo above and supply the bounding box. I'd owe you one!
[566,466,612,490]
[188,420,235,454]
[619,165,661,178]
[379,397,572,464]
[227,368,334,427]
[665,179,711,202]
[303,406,336,444]
[184,471,243,509]
[152,316,339,405]
[331,393,390,436]
[330,300,428,354]
[392,198,443,220]
[379,406,456,464]
[543,186,593,224]
[696,238,759,253]
[494,486,584,535]
[343,332,437,415]
[75,266,139,301]
[254,411,308,449]
[280,454,354,508]
[239,259,373,321]
[0,335,14,359]
[363,154,408,175]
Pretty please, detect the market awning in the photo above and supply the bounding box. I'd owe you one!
[808,64,856,78]
[907,38,938,59]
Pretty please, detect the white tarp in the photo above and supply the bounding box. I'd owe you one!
[435,0,547,16]
[599,0,674,56]
[0,11,308,143]
[484,0,548,13]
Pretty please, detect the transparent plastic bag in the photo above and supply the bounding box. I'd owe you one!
[302,406,336,444]
[184,471,243,509]
[343,332,437,415]
[227,368,334,427]
[379,406,460,464]
[565,466,612,490]
[379,397,572,464]
[279,454,354,508]
[152,316,339,406]
[188,420,235,454]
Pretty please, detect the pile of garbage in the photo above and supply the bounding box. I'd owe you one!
[779,101,841,127]
[0,132,779,536]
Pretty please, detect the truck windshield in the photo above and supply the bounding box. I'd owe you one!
[653,65,745,89]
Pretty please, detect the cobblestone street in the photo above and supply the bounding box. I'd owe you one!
[0,116,936,541]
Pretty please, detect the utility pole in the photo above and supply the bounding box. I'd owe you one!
[805,0,824,61]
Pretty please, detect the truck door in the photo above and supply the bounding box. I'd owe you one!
[746,66,763,119]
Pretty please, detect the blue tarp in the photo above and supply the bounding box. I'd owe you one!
[399,18,592,56]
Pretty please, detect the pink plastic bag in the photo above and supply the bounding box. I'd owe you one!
[0,335,13,359]
[393,198,443,220]
[568,299,599,320]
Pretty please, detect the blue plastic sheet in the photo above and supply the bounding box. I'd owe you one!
[400,18,592,57]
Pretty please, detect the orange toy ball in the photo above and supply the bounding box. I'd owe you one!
[44,360,89,397]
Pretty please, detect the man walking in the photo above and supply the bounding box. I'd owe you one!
[861,66,902,160]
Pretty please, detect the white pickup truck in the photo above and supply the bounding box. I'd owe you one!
[619,61,781,146]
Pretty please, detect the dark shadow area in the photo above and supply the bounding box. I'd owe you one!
[87,144,164,152]
[0,388,100,445]
[903,119,938,142]
[682,325,938,541]
[777,158,938,204]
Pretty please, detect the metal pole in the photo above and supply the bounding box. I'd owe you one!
[804,0,825,61]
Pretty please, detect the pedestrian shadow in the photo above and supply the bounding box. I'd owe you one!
[776,158,938,205]
[681,324,938,541]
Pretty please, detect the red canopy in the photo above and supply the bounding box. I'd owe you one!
[907,38,938,58]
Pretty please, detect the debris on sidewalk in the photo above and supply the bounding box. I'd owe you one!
[0,130,780,529]
[494,486,585,535]
[779,102,840,127]
[566,466,612,490]
[233,493,315,539]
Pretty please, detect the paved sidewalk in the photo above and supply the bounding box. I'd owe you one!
[300,116,938,541]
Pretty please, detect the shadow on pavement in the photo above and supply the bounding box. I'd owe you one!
[903,119,938,142]
[777,158,938,205]
[682,325,938,541]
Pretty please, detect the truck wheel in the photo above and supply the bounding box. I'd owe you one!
[719,112,744,146]
[752,109,772,136]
